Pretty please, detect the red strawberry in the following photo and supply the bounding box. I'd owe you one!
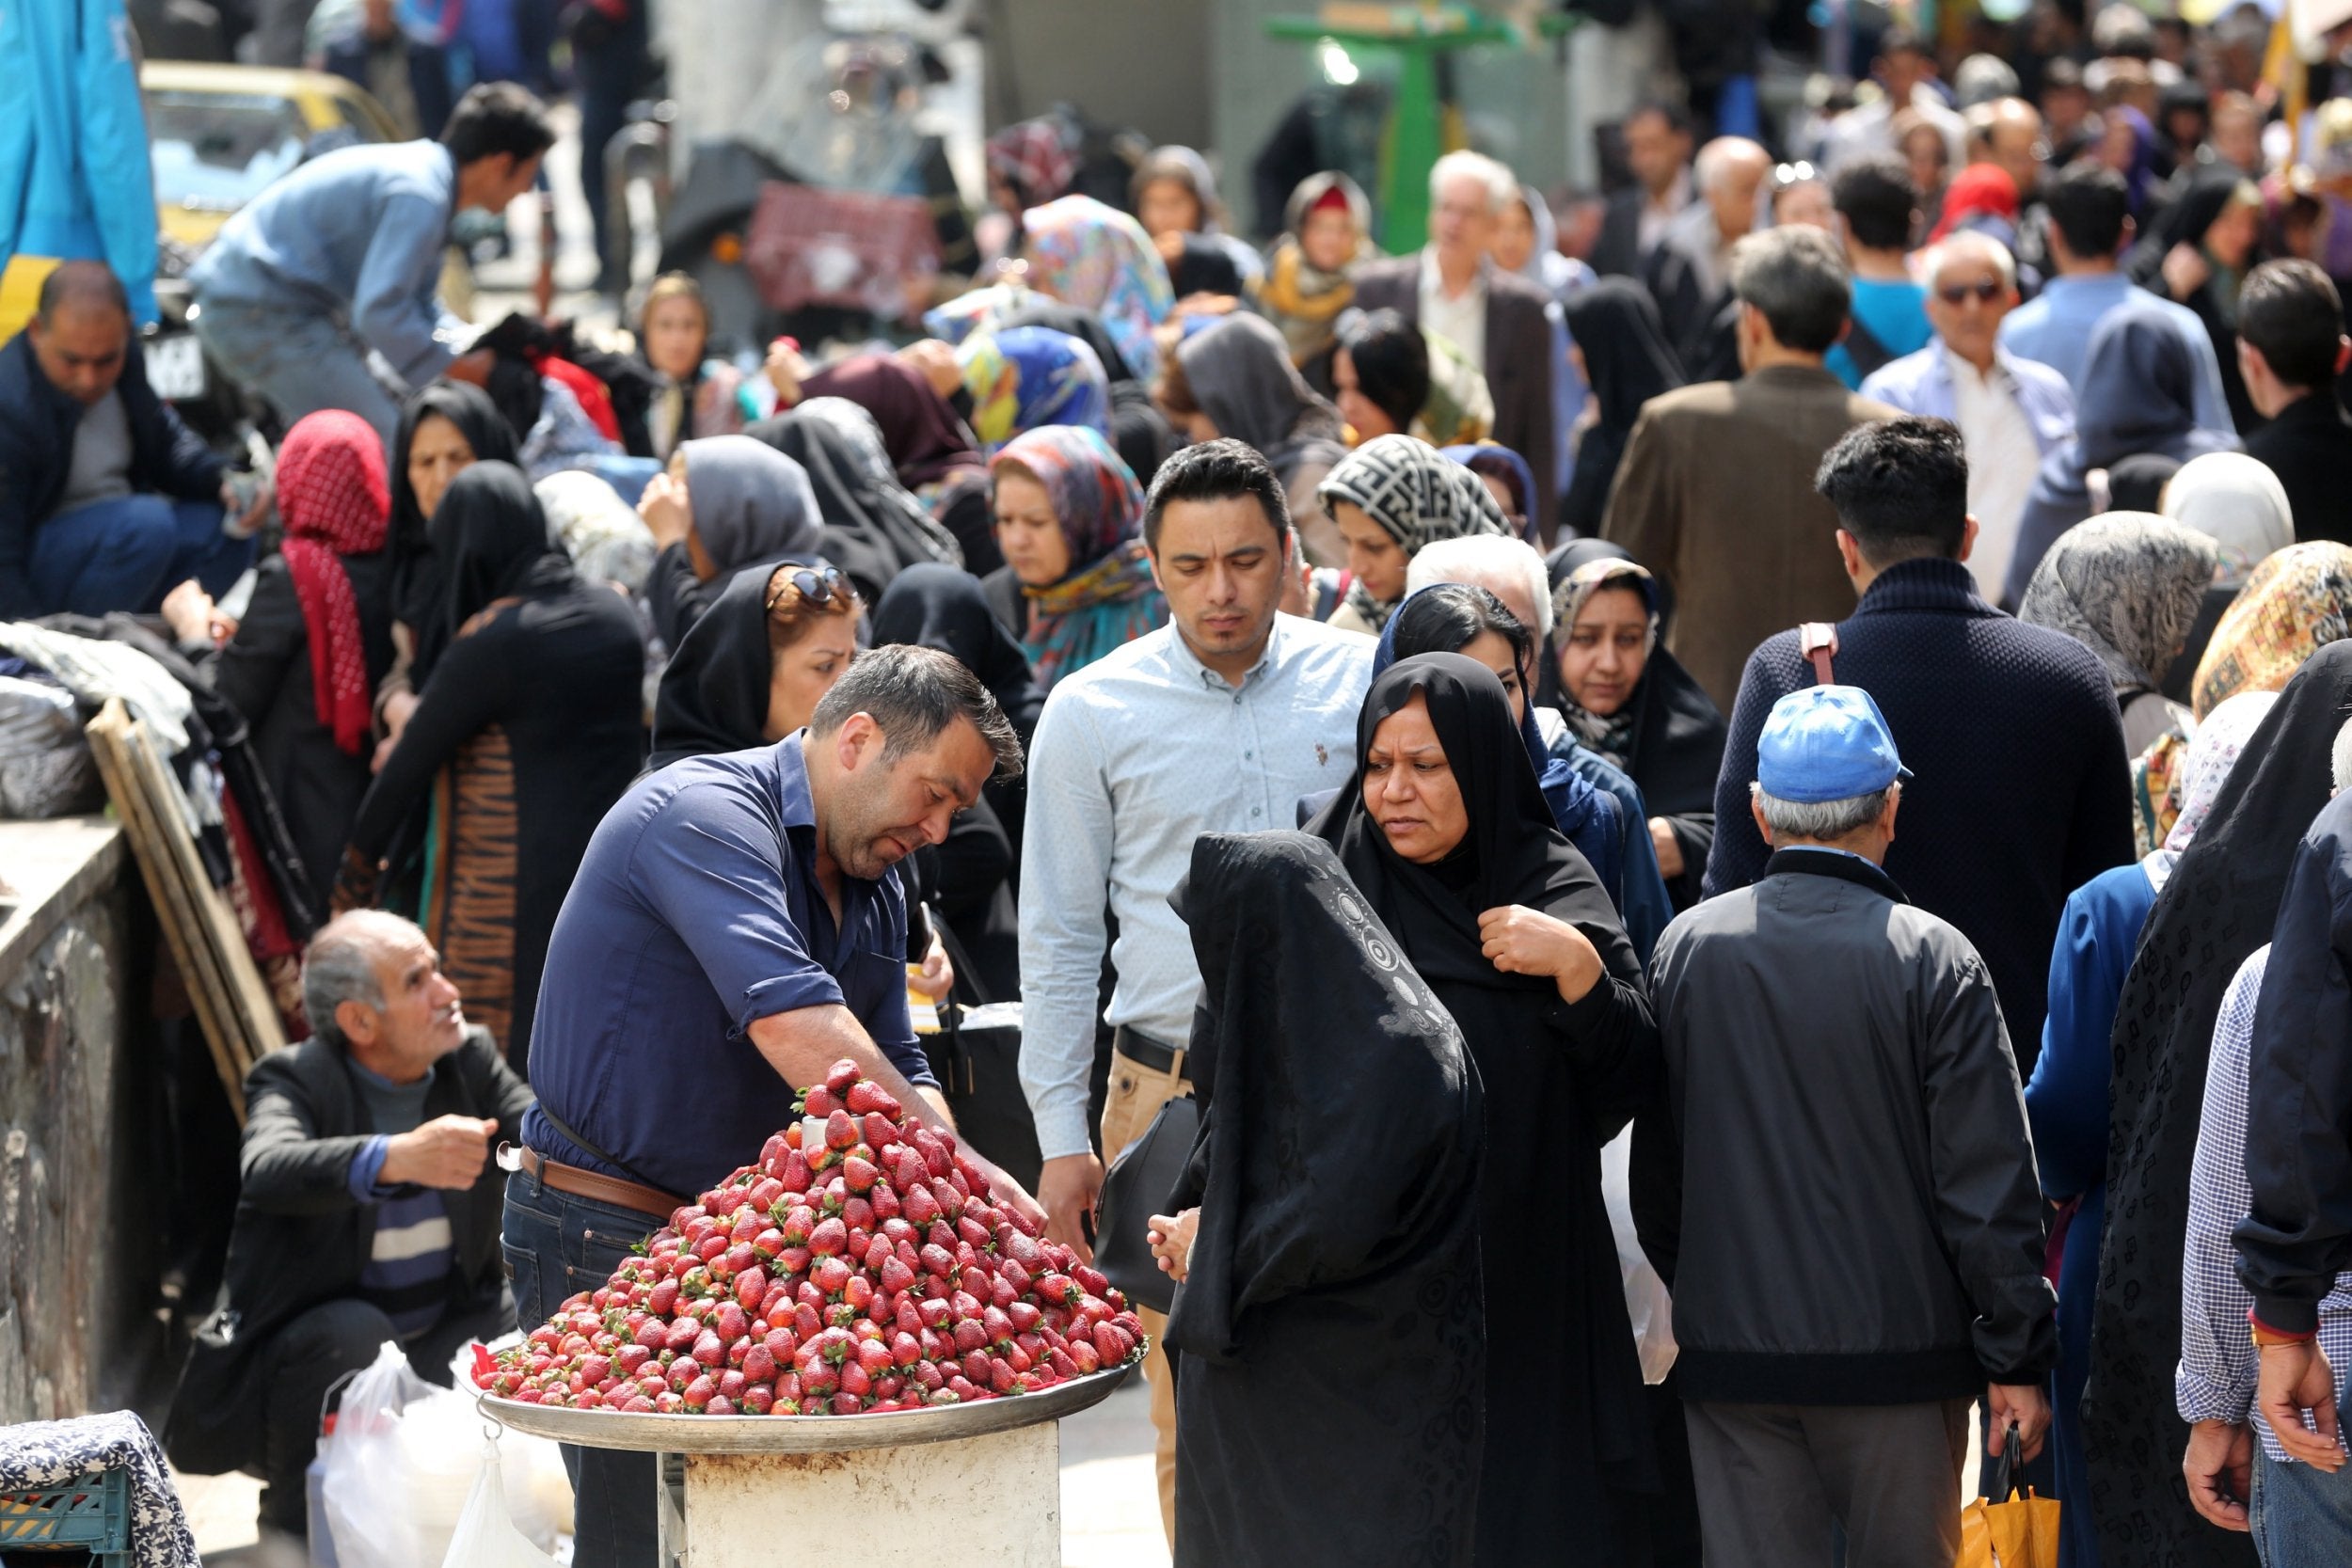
[662,1318,700,1353]
[741,1384,774,1415]
[648,1280,680,1317]
[988,1357,1017,1392]
[841,1196,875,1231]
[831,1391,865,1416]
[869,1183,902,1223]
[843,1275,876,1313]
[715,1303,750,1343]
[856,1338,895,1375]
[781,1148,813,1195]
[918,1243,957,1278]
[825,1058,861,1095]
[803,1085,840,1118]
[997,1227,1042,1270]
[682,1374,716,1411]
[1006,1300,1042,1334]
[1073,1264,1110,1298]
[952,1318,989,1354]
[838,1359,872,1399]
[777,1245,811,1275]
[1090,1322,1125,1364]
[825,1110,858,1151]
[751,1228,785,1261]
[917,1297,952,1329]
[1068,1338,1100,1374]
[980,1306,1014,1345]
[902,1183,941,1228]
[724,1243,756,1277]
[879,1256,917,1296]
[930,1179,965,1222]
[996,1259,1032,1295]
[842,1156,879,1195]
[693,1329,726,1369]
[807,1217,848,1257]
[956,1214,993,1250]
[812,1256,853,1295]
[718,1369,748,1402]
[793,1301,823,1338]
[862,1112,896,1148]
[1048,1348,1078,1379]
[741,1343,777,1384]
[961,1350,992,1386]
[616,1344,653,1375]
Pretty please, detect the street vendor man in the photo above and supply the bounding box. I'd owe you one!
[507,643,1031,1568]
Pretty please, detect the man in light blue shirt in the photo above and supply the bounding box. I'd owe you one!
[188,84,551,445]
[1018,437,1372,1541]
[1999,161,2234,435]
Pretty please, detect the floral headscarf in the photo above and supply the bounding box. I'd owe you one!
[1317,434,1513,630]
[2017,513,2218,696]
[2191,541,2352,717]
[991,424,1164,688]
[276,409,390,755]
[1550,557,1662,763]
[1021,196,1175,384]
[986,117,1078,210]
[957,326,1111,451]
[2137,689,2280,886]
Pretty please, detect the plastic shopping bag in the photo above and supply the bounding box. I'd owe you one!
[440,1449,560,1568]
[1956,1427,2061,1568]
[1601,1128,1678,1384]
[321,1342,437,1568]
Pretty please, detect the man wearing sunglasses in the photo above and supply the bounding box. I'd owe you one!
[1861,232,2076,605]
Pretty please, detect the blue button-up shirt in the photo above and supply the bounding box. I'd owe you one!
[186,138,467,388]
[521,737,930,1197]
[2178,944,2352,1460]
[1017,615,1373,1160]
[1998,273,2234,436]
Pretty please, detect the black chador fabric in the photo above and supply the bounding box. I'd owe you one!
[743,409,957,607]
[1165,831,1484,1568]
[2086,640,2352,1568]
[389,382,518,687]
[1306,652,1661,1563]
[646,560,815,772]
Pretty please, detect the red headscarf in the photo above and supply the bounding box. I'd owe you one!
[274,410,389,755]
[1930,164,2022,243]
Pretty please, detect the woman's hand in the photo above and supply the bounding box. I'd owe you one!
[161,579,220,646]
[1478,904,1604,1004]
[373,689,421,774]
[897,339,963,400]
[2161,242,2211,302]
[1148,1208,1200,1282]
[638,470,692,550]
[1649,816,1684,880]
[763,340,807,405]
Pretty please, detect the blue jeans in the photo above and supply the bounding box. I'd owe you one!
[2254,1444,2352,1564]
[501,1167,663,1568]
[191,299,402,450]
[30,493,252,616]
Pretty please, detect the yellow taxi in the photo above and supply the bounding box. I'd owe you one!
[142,61,404,252]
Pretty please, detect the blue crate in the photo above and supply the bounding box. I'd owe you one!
[0,1465,132,1568]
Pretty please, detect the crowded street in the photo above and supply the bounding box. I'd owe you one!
[13,0,2352,1564]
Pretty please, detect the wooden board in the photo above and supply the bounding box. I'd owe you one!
[85,699,285,1120]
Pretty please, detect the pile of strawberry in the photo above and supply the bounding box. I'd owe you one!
[476,1059,1145,1416]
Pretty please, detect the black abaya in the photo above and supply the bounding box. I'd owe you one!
[1307,653,1661,1563]
[1166,831,1485,1568]
[645,561,810,771]
[1559,280,1685,541]
[389,382,519,687]
[2086,641,2352,1567]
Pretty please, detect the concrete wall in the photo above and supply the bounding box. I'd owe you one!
[0,819,157,1421]
[985,0,1213,152]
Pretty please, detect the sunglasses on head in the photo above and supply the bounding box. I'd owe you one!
[1771,161,1818,192]
[1936,278,2004,305]
[767,564,848,613]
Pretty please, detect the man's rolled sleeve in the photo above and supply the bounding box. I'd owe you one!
[346,1134,392,1202]
[1018,689,1119,1161]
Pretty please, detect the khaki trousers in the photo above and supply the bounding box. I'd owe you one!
[1098,1043,1191,1547]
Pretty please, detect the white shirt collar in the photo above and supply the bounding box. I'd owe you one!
[1419,245,1487,304]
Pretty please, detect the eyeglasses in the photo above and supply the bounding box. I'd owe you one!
[1935,279,2005,305]
[767,564,848,613]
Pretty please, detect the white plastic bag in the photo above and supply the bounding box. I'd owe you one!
[321,1342,437,1568]
[439,1449,560,1568]
[1601,1127,1679,1385]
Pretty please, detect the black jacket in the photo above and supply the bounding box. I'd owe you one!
[0,331,226,619]
[164,1028,532,1474]
[1644,848,2057,1403]
[1704,558,2136,1069]
[2245,391,2352,548]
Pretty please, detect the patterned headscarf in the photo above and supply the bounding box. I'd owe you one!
[958,326,1111,451]
[275,410,389,755]
[1021,196,1175,384]
[2018,513,2218,696]
[1318,435,1513,630]
[991,424,1163,688]
[2161,451,2295,593]
[2137,688,2281,881]
[535,470,657,594]
[1259,171,1374,364]
[985,117,1078,210]
[2192,541,2352,717]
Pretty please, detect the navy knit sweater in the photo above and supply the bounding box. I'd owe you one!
[1702,557,2136,1070]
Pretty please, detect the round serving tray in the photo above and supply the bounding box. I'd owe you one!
[477,1363,1134,1454]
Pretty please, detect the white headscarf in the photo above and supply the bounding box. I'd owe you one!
[2160,452,2294,592]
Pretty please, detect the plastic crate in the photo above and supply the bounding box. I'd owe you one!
[0,1465,132,1567]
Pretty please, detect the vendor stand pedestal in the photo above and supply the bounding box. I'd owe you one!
[483,1365,1128,1568]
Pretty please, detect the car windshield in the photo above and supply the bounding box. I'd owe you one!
[148,91,310,212]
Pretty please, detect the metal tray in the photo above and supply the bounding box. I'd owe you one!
[477,1364,1134,1454]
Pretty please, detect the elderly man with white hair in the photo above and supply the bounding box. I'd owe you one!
[1645,135,1772,376]
[1862,231,2076,601]
[1353,150,1561,529]
[1406,532,1678,958]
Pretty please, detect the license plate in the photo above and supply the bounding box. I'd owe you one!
[146,333,206,400]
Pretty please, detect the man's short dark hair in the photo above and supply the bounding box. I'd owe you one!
[1815,417,1971,566]
[1730,227,1851,355]
[1831,152,1919,251]
[1624,101,1692,139]
[34,260,130,325]
[1142,437,1289,553]
[811,644,1023,782]
[2240,260,2346,390]
[2044,160,2131,261]
[440,83,556,167]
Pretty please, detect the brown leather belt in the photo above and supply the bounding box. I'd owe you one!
[502,1143,684,1220]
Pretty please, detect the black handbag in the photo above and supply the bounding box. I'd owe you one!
[918,909,1044,1192]
[1095,1093,1199,1318]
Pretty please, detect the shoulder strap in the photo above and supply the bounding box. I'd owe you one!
[1798,623,1839,686]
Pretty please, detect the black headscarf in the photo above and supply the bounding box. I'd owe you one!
[1559,279,1685,542]
[745,405,960,606]
[646,559,816,771]
[2085,639,2352,1563]
[390,382,520,682]
[1163,830,1485,1568]
[1304,653,1659,1549]
[870,563,1044,744]
[427,462,576,660]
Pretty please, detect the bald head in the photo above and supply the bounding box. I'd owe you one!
[28,261,131,405]
[1971,97,2045,197]
[1697,138,1772,243]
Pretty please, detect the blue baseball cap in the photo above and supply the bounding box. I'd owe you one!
[1757,685,1912,803]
